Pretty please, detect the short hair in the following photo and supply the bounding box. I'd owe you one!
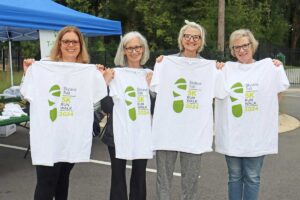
[229,29,259,57]
[178,20,206,53]
[114,31,150,66]
[49,26,90,63]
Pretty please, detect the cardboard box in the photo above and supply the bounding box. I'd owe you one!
[0,124,16,137]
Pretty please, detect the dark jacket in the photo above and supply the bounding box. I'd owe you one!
[100,93,115,147]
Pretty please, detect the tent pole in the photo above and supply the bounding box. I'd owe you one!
[8,40,13,86]
[2,48,5,71]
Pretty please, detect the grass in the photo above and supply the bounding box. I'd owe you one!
[0,71,24,93]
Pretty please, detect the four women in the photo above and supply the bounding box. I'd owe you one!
[21,21,288,200]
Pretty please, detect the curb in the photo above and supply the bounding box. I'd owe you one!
[279,113,300,133]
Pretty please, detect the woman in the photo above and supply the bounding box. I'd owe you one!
[22,26,113,200]
[101,31,153,200]
[214,29,289,200]
[152,20,213,200]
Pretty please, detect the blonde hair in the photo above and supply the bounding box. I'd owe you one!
[49,26,89,63]
[229,29,259,57]
[114,31,150,66]
[178,20,206,53]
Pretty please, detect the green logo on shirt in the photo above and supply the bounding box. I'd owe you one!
[125,86,137,121]
[48,84,61,122]
[230,82,243,118]
[173,78,187,113]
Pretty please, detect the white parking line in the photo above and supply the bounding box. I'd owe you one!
[0,143,182,177]
[0,143,28,151]
[90,159,181,176]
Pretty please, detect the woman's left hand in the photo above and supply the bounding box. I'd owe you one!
[272,59,283,67]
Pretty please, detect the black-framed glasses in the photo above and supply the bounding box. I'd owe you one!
[183,34,202,42]
[232,43,252,52]
[61,39,80,46]
[124,45,143,53]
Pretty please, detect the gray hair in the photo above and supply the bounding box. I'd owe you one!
[114,31,150,66]
[178,20,206,53]
[229,29,259,57]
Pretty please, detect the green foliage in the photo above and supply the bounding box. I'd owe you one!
[133,0,179,51]
[19,0,296,62]
[225,0,289,47]
[193,1,219,51]
[20,41,40,59]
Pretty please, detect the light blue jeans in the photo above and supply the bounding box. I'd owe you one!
[225,155,265,200]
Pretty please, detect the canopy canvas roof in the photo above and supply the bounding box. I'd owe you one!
[0,0,122,41]
[0,0,122,86]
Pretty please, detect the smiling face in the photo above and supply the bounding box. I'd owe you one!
[60,31,81,62]
[232,36,254,64]
[124,37,144,68]
[181,27,202,56]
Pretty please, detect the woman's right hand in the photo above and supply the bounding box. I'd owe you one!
[23,58,35,74]
[146,71,153,87]
[156,55,164,63]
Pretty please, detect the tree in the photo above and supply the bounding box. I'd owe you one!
[50,0,292,61]
[218,0,225,53]
[225,0,288,44]
[289,0,300,49]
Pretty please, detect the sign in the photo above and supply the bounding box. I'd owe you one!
[39,30,58,58]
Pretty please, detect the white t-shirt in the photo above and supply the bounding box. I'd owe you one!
[109,67,153,160]
[21,61,107,166]
[215,58,290,157]
[150,56,226,154]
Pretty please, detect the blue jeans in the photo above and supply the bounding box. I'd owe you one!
[225,155,265,200]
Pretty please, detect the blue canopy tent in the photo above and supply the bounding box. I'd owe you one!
[0,0,122,86]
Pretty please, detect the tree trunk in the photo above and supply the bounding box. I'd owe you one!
[218,0,225,55]
[290,0,299,65]
[290,0,299,48]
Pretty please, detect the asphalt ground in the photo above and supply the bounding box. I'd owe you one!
[0,87,299,200]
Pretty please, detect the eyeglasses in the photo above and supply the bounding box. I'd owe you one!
[232,43,252,52]
[125,46,143,53]
[61,39,80,46]
[183,34,202,42]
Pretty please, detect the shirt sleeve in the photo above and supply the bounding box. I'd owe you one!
[150,62,162,93]
[108,70,119,100]
[93,67,108,103]
[214,69,229,99]
[20,65,34,102]
[275,65,290,93]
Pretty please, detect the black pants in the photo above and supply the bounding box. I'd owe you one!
[108,146,148,200]
[34,162,75,200]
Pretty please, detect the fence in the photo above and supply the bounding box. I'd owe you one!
[285,67,300,85]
